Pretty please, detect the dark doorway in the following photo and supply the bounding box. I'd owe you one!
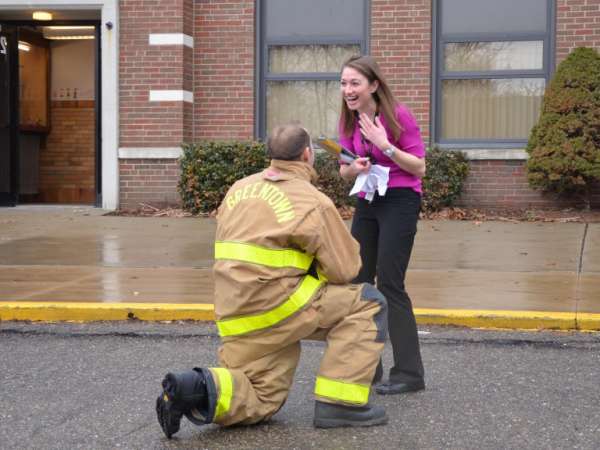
[0,19,101,207]
[0,24,19,206]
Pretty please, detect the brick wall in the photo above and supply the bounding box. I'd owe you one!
[194,0,255,139]
[556,0,600,63]
[459,161,600,209]
[371,0,432,142]
[459,161,572,209]
[119,0,193,208]
[38,101,96,203]
[119,0,190,147]
[184,0,194,142]
[113,0,600,210]
[119,159,180,209]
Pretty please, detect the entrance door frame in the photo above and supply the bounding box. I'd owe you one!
[0,23,18,205]
[0,0,119,210]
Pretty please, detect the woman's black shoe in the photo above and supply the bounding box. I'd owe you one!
[375,380,425,395]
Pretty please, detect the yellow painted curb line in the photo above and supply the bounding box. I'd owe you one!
[0,302,215,322]
[576,313,600,332]
[1,302,599,331]
[415,308,600,331]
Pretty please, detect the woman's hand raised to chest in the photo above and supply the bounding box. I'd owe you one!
[358,113,390,151]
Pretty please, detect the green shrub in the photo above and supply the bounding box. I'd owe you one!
[526,47,600,206]
[179,141,357,213]
[314,151,356,208]
[422,148,470,212]
[178,142,469,215]
[178,141,269,214]
[315,147,470,212]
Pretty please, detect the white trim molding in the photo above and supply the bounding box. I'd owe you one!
[149,33,193,48]
[149,90,193,103]
[459,149,529,161]
[118,147,183,159]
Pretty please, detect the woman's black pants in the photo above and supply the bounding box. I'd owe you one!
[351,187,424,384]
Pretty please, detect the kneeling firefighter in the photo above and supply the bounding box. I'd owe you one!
[156,124,388,439]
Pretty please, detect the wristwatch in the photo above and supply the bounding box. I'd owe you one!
[383,146,395,158]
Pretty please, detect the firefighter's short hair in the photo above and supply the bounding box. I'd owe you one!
[267,123,310,161]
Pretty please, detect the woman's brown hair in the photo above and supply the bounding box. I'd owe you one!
[339,55,402,141]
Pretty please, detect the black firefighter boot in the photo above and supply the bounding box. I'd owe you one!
[155,368,209,439]
[313,401,388,428]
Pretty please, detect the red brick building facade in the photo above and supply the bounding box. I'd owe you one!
[112,0,600,210]
[6,0,595,210]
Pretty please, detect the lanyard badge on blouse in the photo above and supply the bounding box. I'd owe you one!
[358,110,378,162]
[360,136,374,162]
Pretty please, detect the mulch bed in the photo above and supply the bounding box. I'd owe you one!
[422,207,600,223]
[107,202,600,223]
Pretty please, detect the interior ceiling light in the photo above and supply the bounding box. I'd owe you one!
[18,41,31,52]
[42,26,95,40]
[45,26,95,31]
[32,11,53,21]
[45,35,95,40]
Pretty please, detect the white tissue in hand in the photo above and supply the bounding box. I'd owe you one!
[349,164,390,202]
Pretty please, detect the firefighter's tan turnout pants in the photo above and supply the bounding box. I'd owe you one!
[205,282,387,426]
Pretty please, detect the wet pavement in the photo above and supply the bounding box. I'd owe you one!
[0,205,599,317]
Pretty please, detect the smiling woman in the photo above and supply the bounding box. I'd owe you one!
[337,55,427,396]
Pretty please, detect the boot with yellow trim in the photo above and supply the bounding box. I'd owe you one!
[313,401,388,428]
[155,368,215,439]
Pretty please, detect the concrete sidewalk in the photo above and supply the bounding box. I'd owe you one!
[1,205,599,330]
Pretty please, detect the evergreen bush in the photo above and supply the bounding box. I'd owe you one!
[313,151,356,208]
[526,47,600,206]
[422,148,470,212]
[178,141,269,214]
[178,142,470,214]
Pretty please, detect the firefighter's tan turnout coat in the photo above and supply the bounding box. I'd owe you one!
[207,159,387,426]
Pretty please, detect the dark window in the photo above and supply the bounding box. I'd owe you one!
[258,0,368,139]
[434,0,554,145]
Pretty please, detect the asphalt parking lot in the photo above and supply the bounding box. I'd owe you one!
[1,321,599,450]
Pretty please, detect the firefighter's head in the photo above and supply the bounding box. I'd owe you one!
[267,124,314,166]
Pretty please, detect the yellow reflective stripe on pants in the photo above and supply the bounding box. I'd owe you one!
[215,241,313,270]
[314,376,370,406]
[212,368,233,419]
[216,274,324,337]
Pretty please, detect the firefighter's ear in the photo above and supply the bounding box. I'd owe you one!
[301,147,309,161]
[301,146,314,166]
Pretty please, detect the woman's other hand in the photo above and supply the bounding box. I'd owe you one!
[340,157,371,180]
[352,157,371,174]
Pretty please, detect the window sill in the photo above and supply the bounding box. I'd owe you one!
[434,147,528,161]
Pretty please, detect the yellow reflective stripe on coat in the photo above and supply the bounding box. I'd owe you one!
[216,274,324,337]
[314,376,370,405]
[214,241,313,270]
[212,368,233,419]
